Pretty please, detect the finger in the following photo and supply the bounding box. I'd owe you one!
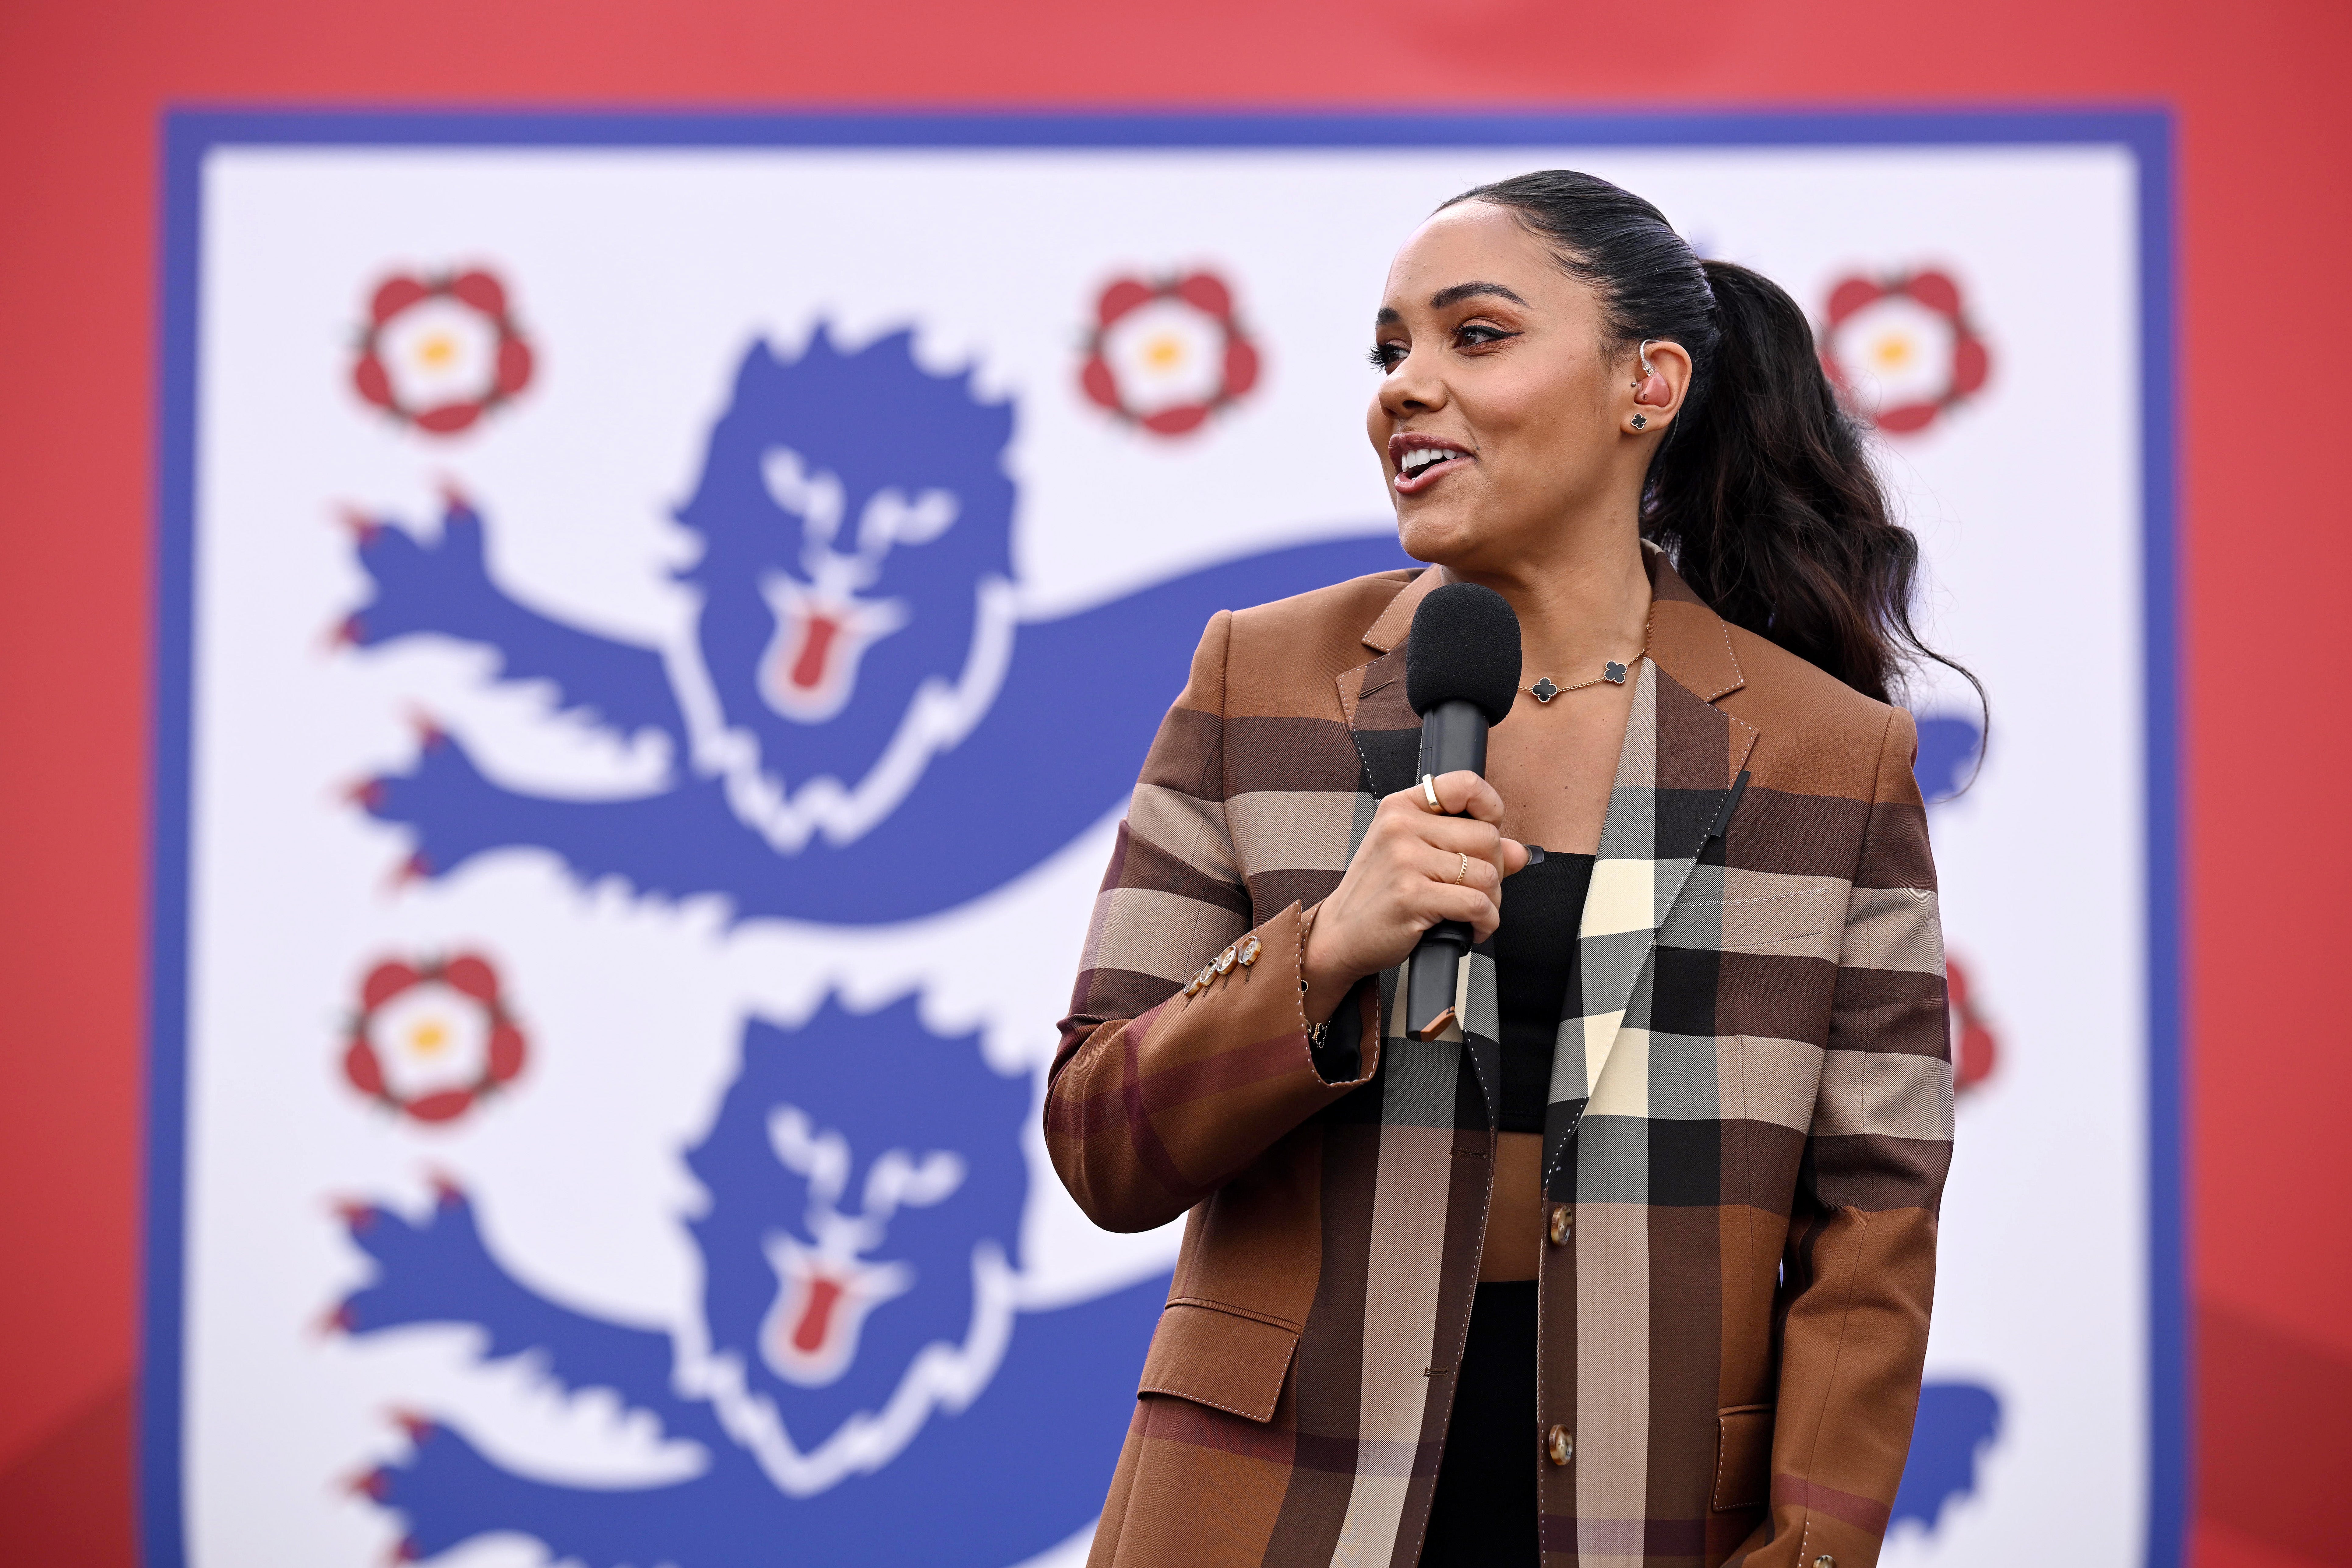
[1404,771,1500,819]
[1413,815,1506,858]
[1497,837,1531,877]
[1441,771,1507,826]
[1384,782,1446,822]
[1404,773,1451,815]
[1412,845,1500,897]
[1424,883,1504,940]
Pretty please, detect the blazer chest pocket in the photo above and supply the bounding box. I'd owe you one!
[1713,1404,1774,1511]
[1661,887,1831,959]
[1138,1299,1301,1423]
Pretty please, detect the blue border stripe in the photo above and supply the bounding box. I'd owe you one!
[2133,111,2188,1568]
[160,105,2172,150]
[145,111,205,1568]
[146,108,2183,1568]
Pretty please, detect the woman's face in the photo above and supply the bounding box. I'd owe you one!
[1367,201,1643,575]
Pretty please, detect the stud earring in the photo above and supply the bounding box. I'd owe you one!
[1631,413,1649,430]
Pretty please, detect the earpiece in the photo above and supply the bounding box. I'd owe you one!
[1631,338,1672,418]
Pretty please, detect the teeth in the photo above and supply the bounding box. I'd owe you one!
[1402,448,1458,476]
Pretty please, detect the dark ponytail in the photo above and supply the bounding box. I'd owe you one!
[1439,171,1980,713]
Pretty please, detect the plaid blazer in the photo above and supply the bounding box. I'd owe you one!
[1048,552,1950,1568]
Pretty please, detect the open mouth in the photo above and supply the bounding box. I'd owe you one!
[756,573,910,727]
[1391,438,1473,493]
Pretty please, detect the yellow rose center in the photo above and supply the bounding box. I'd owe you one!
[408,1018,450,1056]
[1144,333,1186,370]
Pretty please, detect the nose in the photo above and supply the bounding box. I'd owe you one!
[1377,343,1447,421]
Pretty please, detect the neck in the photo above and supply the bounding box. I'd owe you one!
[1446,521,1653,683]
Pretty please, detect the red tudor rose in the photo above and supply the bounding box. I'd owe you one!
[1947,952,2000,1094]
[351,269,536,435]
[1819,268,1991,435]
[1080,270,1261,436]
[342,953,527,1124]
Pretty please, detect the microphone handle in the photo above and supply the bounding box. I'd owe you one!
[1405,699,1489,1040]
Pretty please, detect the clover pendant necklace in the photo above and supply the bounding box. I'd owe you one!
[1520,622,1649,704]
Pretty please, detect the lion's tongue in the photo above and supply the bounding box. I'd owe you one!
[791,1275,847,1354]
[789,614,842,692]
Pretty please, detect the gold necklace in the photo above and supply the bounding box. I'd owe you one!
[1519,622,1649,704]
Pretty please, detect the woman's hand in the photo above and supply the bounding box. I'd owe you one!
[1301,770,1527,1023]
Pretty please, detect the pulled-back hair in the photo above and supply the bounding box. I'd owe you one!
[1439,169,1979,714]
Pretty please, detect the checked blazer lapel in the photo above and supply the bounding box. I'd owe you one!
[1321,566,1507,1560]
[1541,560,1758,1195]
[1337,567,1505,1126]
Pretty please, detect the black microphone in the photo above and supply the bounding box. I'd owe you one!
[1402,582,1521,1041]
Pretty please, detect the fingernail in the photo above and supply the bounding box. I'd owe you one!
[1525,845,1546,864]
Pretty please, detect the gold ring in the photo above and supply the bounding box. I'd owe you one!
[1422,773,1442,812]
[1454,853,1470,884]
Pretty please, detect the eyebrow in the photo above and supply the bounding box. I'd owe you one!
[1429,281,1530,310]
[1374,281,1532,328]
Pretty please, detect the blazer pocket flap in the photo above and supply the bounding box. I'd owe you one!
[1713,1404,1774,1511]
[1138,1300,1301,1424]
[1662,888,1829,955]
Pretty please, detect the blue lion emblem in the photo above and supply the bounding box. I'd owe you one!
[340,325,1405,922]
[329,325,1402,1561]
[338,996,1168,1566]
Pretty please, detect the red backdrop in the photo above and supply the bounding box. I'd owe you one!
[1,3,2345,1563]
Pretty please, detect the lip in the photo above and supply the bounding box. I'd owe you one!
[1388,432,1475,495]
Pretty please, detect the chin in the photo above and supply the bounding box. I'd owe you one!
[1394,506,1484,568]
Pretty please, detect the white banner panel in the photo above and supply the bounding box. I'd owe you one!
[151,115,2174,1568]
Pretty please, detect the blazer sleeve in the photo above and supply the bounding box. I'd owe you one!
[1046,610,1379,1235]
[1740,706,1955,1568]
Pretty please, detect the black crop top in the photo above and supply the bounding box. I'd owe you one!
[1488,851,1595,1134]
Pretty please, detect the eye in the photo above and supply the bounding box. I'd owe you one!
[858,487,958,554]
[1368,340,1406,372]
[863,1148,966,1213]
[1454,322,1518,351]
[761,446,846,548]
[767,1105,850,1206]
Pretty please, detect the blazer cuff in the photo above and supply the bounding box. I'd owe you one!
[1169,901,1380,1090]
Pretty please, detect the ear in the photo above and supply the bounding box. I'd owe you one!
[1625,338,1694,436]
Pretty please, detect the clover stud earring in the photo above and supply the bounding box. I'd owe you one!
[1631,413,1648,430]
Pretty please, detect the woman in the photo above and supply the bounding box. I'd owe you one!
[1048,170,1958,1568]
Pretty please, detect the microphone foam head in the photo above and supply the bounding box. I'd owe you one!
[1405,581,1522,725]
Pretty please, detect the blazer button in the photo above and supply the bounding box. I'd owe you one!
[1546,1426,1572,1466]
[1547,1205,1571,1246]
[1813,1557,1835,1568]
